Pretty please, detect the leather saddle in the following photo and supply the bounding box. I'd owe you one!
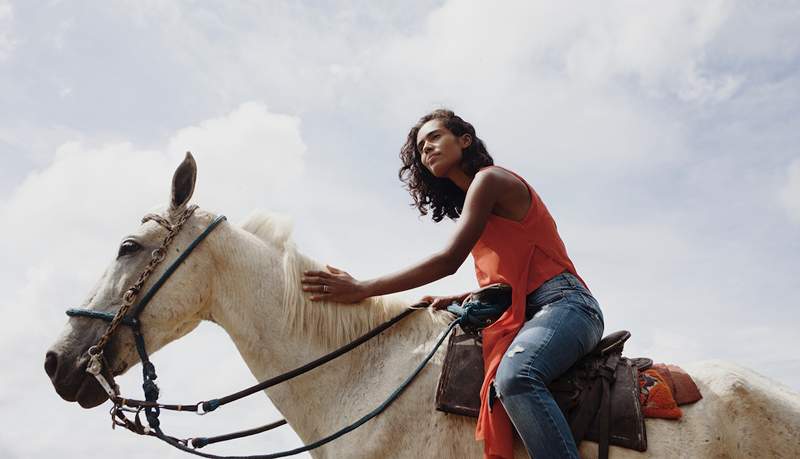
[434,286,649,459]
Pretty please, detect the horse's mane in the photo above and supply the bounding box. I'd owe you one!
[239,212,445,348]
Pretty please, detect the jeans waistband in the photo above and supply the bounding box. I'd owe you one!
[524,271,602,324]
[526,271,587,307]
[539,271,584,291]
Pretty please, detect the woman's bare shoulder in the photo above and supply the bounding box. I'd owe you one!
[475,165,524,189]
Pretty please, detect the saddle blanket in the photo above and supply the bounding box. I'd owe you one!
[639,363,703,420]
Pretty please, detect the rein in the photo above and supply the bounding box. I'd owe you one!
[66,206,464,457]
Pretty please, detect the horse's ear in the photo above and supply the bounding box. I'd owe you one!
[170,152,197,212]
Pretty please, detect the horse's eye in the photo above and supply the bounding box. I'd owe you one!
[118,240,142,258]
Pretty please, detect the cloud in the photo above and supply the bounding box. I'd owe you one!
[167,101,306,217]
[0,102,306,343]
[360,0,750,179]
[0,101,310,457]
[780,158,800,224]
[0,0,14,61]
[563,1,742,102]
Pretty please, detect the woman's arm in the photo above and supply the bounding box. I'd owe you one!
[302,168,505,303]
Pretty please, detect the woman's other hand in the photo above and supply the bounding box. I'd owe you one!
[301,265,368,303]
[419,292,472,311]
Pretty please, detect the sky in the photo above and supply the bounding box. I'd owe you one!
[1,1,799,457]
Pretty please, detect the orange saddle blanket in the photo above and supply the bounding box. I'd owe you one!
[639,363,703,419]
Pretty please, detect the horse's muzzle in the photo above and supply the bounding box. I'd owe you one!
[45,349,109,408]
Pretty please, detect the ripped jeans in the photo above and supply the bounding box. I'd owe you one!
[494,272,605,459]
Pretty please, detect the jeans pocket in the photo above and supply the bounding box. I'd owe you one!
[580,293,604,332]
[563,290,602,324]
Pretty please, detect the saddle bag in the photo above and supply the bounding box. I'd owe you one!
[434,286,648,459]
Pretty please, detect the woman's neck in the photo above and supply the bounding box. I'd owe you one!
[447,166,473,192]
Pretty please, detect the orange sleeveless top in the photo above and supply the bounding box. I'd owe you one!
[471,166,587,459]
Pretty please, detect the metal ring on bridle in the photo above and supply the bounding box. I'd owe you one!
[323,285,330,293]
[195,401,209,416]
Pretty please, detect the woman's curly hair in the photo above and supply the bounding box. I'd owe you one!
[399,109,494,222]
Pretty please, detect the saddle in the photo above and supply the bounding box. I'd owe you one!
[435,286,649,459]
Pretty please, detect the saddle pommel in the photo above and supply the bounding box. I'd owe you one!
[593,330,631,357]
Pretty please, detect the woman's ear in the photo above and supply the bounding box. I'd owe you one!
[459,134,473,149]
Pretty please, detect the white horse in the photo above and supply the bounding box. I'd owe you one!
[46,155,800,458]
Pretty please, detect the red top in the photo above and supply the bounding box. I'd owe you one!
[471,166,587,459]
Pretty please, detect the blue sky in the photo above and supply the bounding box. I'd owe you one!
[1,1,799,457]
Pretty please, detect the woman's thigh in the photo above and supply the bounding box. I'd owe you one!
[499,290,604,390]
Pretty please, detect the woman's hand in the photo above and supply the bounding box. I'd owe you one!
[419,292,472,311]
[301,265,369,304]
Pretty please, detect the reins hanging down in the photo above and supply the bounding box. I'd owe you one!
[66,206,472,458]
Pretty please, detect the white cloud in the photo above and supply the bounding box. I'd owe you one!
[0,0,15,60]
[780,158,800,224]
[0,102,306,344]
[167,101,306,217]
[564,0,742,102]
[0,101,310,457]
[359,0,747,178]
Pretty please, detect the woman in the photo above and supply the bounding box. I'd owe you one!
[301,109,605,459]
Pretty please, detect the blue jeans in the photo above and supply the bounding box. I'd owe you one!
[494,272,605,459]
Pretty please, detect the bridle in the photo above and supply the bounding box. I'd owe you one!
[67,204,227,424]
[65,204,461,458]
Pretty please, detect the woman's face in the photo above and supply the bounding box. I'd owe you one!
[415,118,472,178]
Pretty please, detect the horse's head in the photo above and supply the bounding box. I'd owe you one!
[45,153,219,408]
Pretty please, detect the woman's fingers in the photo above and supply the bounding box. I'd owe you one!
[326,264,344,274]
[301,275,328,285]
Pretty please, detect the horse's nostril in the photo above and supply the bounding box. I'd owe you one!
[45,351,59,378]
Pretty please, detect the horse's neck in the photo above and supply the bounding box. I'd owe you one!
[205,227,440,444]
[206,229,316,374]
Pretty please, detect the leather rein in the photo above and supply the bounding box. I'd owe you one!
[65,206,460,458]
